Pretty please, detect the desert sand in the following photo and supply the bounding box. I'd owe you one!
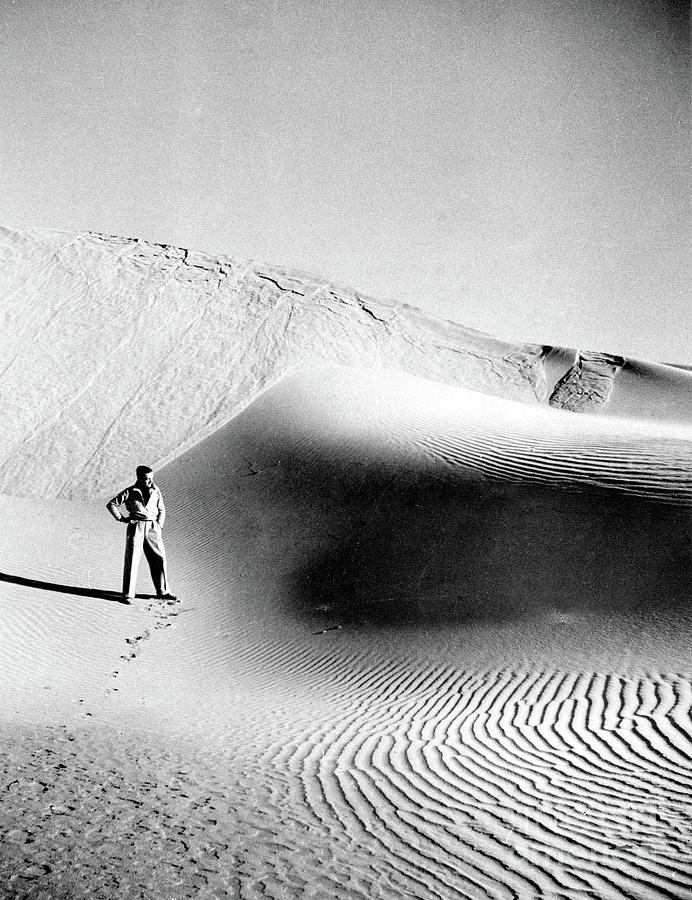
[0,230,691,899]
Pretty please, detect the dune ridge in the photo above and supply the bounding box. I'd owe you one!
[0,226,543,499]
[1,226,690,500]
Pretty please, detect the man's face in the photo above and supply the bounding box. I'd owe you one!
[138,471,154,488]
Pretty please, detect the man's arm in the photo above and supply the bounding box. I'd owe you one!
[156,490,166,528]
[106,488,130,522]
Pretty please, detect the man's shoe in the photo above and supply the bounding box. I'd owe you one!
[157,592,177,601]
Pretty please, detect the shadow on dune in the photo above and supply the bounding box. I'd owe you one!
[0,571,139,604]
[285,464,691,628]
[158,367,691,632]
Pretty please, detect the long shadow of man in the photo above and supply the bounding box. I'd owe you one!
[0,571,142,604]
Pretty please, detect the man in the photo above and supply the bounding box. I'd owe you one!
[106,465,176,603]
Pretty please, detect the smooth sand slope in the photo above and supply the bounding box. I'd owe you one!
[1,364,691,900]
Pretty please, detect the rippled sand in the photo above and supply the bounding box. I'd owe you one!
[1,366,690,899]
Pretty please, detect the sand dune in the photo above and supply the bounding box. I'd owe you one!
[1,227,690,500]
[1,361,689,899]
[0,224,690,899]
[159,368,690,648]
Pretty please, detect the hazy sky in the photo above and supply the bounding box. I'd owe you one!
[1,0,689,361]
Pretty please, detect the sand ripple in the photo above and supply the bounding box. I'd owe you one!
[4,664,688,899]
[370,379,692,505]
[263,665,692,899]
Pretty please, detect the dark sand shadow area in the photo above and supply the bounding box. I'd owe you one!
[159,364,691,635]
[0,571,143,604]
[284,460,691,627]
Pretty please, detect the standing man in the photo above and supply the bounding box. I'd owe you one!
[106,465,176,603]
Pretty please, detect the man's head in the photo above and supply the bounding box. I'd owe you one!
[136,465,154,487]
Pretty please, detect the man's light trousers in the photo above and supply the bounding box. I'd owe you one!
[123,520,168,597]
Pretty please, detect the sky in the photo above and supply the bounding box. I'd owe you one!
[1,0,689,362]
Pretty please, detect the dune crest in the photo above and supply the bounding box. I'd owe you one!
[0,226,544,499]
[3,226,689,500]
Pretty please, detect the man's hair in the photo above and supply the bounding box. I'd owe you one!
[136,465,153,477]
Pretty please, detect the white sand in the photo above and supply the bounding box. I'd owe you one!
[1,362,690,900]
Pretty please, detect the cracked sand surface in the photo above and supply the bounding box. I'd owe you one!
[0,226,547,499]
